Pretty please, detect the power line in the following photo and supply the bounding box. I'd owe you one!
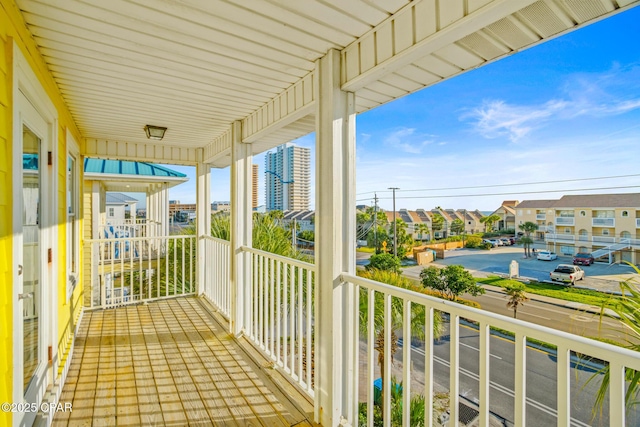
[355,184,640,202]
[355,173,640,196]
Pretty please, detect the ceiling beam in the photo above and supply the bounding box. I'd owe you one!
[341,0,538,92]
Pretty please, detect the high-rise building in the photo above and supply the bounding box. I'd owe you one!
[265,143,310,211]
[252,164,259,209]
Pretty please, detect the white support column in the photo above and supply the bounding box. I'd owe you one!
[314,49,357,426]
[162,184,170,236]
[196,161,211,295]
[230,121,253,336]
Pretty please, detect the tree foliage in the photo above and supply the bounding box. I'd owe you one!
[590,262,640,417]
[367,253,401,273]
[505,283,528,318]
[480,214,501,232]
[419,265,485,300]
[450,218,464,235]
[518,221,539,257]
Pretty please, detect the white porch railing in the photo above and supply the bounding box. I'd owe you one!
[536,214,546,220]
[242,246,316,397]
[342,273,640,427]
[201,236,231,318]
[87,234,196,309]
[99,219,162,239]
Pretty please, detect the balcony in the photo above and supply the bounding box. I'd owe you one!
[58,233,640,426]
[592,218,615,227]
[555,217,575,226]
[592,235,616,244]
[536,213,546,220]
[545,233,575,243]
[636,218,640,228]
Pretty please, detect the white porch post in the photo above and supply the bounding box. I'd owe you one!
[230,121,253,335]
[314,49,357,426]
[196,159,211,295]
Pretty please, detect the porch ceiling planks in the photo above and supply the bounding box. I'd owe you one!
[53,297,315,427]
[15,0,640,165]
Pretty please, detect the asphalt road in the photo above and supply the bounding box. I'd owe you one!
[395,320,640,427]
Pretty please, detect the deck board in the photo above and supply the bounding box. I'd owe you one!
[53,297,315,427]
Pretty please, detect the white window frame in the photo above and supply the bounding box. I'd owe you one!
[66,130,80,301]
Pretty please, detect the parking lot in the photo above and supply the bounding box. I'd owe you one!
[402,244,638,294]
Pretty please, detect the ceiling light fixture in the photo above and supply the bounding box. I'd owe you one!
[144,125,167,140]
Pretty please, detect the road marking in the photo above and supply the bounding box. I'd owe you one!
[460,342,502,360]
[520,312,551,320]
[408,344,592,427]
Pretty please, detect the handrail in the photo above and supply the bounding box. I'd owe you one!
[240,245,316,271]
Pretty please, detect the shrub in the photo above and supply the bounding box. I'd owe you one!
[367,253,401,273]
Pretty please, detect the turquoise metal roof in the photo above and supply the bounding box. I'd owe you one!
[84,159,186,178]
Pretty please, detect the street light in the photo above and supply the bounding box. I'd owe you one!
[389,187,399,257]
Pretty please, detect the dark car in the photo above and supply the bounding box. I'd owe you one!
[573,253,595,266]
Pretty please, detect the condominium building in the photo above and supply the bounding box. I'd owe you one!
[517,193,640,263]
[265,143,311,211]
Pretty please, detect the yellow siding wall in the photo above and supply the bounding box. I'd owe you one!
[0,28,14,427]
[1,1,84,421]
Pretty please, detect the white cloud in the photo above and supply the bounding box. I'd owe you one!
[383,127,436,154]
[464,67,640,141]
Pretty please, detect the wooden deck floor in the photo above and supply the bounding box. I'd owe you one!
[53,297,315,427]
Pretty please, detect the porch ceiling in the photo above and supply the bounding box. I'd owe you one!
[15,0,639,166]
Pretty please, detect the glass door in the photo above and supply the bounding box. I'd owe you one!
[22,124,41,395]
[15,90,49,427]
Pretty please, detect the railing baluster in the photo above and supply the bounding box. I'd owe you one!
[306,268,312,391]
[269,257,275,358]
[283,263,289,373]
[424,305,433,427]
[449,313,460,427]
[290,265,296,375]
[276,260,281,365]
[609,360,626,427]
[478,321,490,427]
[383,292,391,427]
[297,265,303,381]
[402,300,411,427]
[514,332,527,427]
[557,344,570,427]
[367,289,375,427]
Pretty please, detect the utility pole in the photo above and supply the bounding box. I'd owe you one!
[388,187,399,257]
[463,209,466,247]
[373,193,378,253]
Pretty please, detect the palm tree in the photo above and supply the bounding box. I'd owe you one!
[518,221,539,257]
[415,223,430,242]
[505,284,528,318]
[358,269,442,416]
[480,214,501,232]
[450,218,464,235]
[431,214,444,237]
[591,262,640,417]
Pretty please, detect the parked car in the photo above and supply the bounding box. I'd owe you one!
[488,239,502,246]
[508,237,516,245]
[482,239,496,247]
[573,253,595,266]
[500,238,511,246]
[537,250,558,261]
[550,264,585,285]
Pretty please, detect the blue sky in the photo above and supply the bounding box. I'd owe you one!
[164,6,640,212]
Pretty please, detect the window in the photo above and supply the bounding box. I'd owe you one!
[66,138,80,301]
[602,229,610,236]
[580,211,586,217]
[517,210,522,216]
[564,228,571,234]
[622,210,629,217]
[108,207,115,217]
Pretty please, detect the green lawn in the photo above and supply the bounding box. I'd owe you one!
[477,276,623,309]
